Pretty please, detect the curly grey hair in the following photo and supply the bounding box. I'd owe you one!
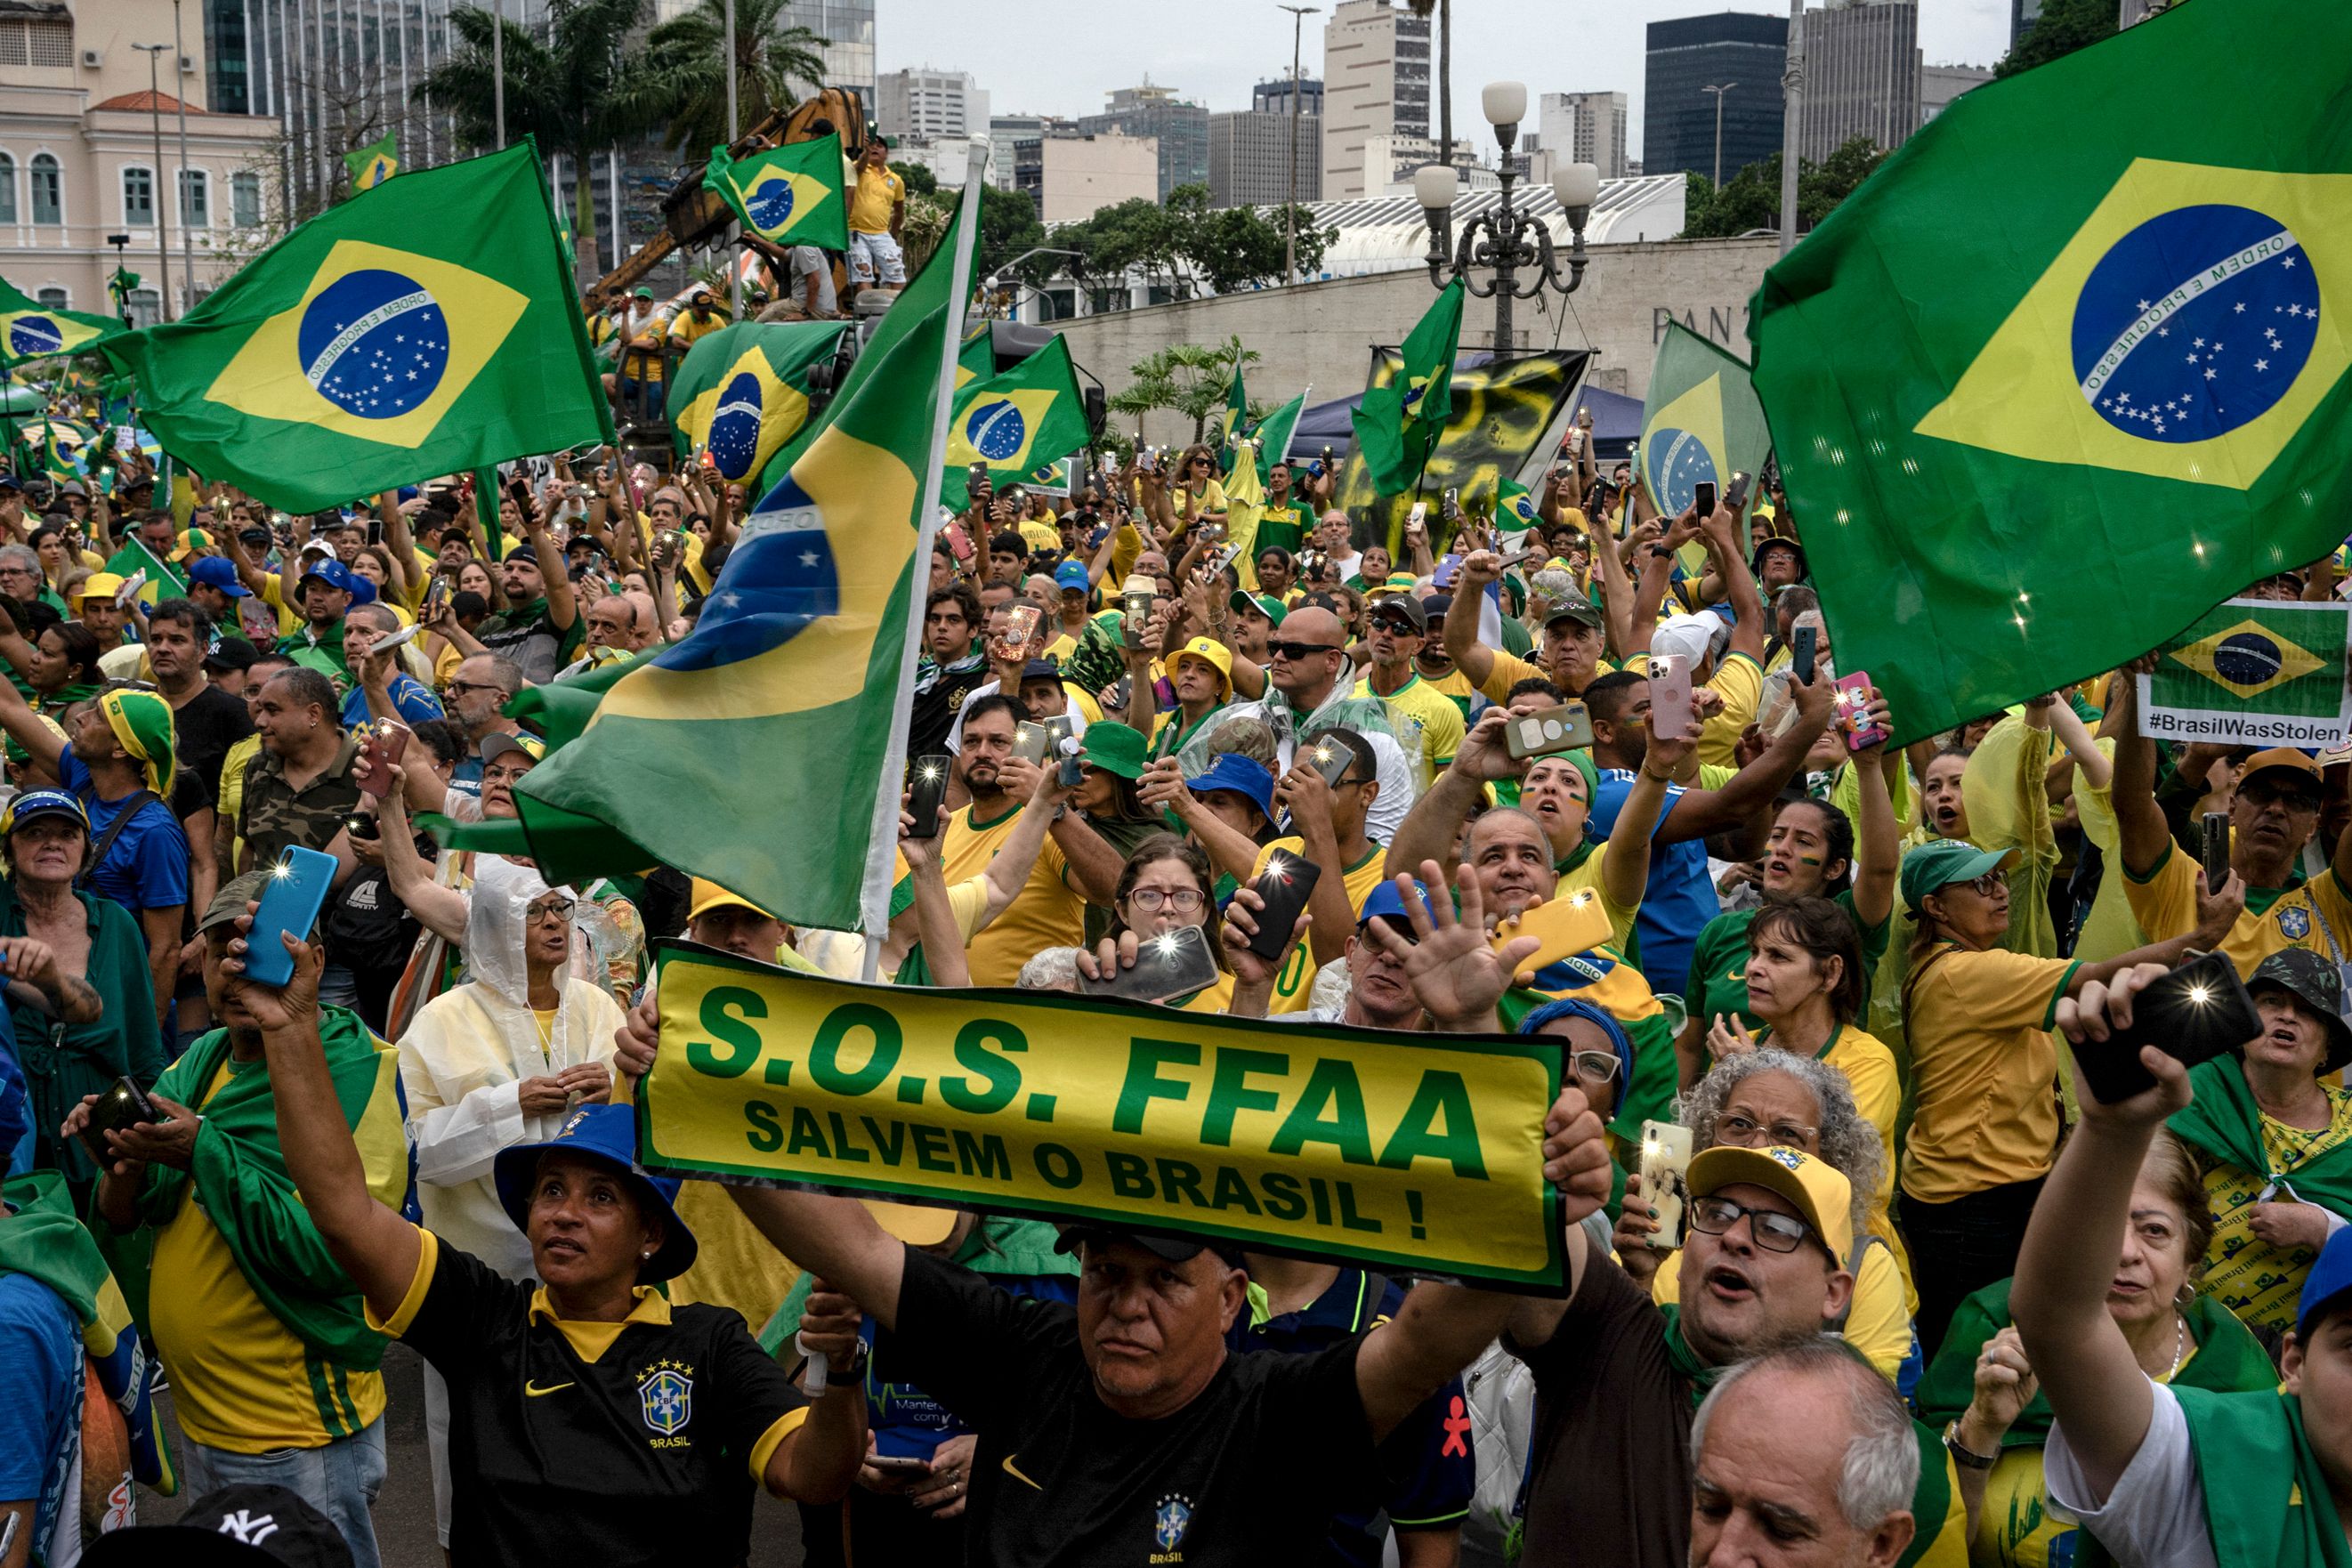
[1016,946,1082,991]
[1692,1339,1919,1532]
[1676,1047,1883,1246]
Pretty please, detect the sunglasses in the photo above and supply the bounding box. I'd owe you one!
[1268,639,1343,661]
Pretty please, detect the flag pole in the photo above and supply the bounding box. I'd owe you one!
[856,145,988,982]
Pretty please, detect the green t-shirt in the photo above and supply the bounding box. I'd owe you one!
[1684,888,1890,1033]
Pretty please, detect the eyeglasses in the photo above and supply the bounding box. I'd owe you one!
[1267,639,1343,661]
[1947,872,2006,899]
[1126,886,1205,914]
[443,680,503,699]
[1687,1194,1815,1254]
[1716,1111,1818,1147]
[1570,1050,1621,1087]
[525,897,578,926]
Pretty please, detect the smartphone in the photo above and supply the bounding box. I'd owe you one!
[1505,703,1596,760]
[993,603,1041,659]
[424,575,450,618]
[1137,448,1158,473]
[1080,922,1222,1003]
[1433,553,1464,589]
[372,621,423,654]
[1647,653,1695,737]
[1010,722,1051,767]
[351,722,413,797]
[116,569,146,606]
[77,1075,158,1165]
[1491,890,1613,981]
[1243,851,1323,960]
[968,461,986,492]
[1442,487,1459,524]
[1724,471,1753,512]
[907,754,952,838]
[2201,810,2231,894]
[240,846,339,988]
[1639,1120,1695,1250]
[1119,576,1155,650]
[865,1453,931,1475]
[2070,950,2260,1104]
[1791,624,1817,684]
[1831,672,1889,752]
[1692,480,1717,519]
[1042,715,1082,788]
[344,811,381,844]
[1304,736,1356,789]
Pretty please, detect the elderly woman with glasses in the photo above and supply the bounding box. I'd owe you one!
[1896,837,2244,1356]
[394,868,625,1553]
[1613,1047,1911,1379]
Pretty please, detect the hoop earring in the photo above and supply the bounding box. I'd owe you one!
[2175,1282,2196,1306]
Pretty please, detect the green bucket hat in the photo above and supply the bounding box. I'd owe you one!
[1228,589,1288,628]
[1899,839,2012,912]
[1079,721,1148,780]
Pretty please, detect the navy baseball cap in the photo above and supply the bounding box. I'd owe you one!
[1357,877,1431,938]
[189,555,252,598]
[0,788,88,836]
[492,1103,698,1282]
[297,557,376,606]
[1053,1225,1246,1268]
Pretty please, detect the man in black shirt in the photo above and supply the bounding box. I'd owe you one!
[146,599,255,796]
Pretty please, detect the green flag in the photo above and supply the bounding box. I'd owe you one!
[1253,390,1306,486]
[956,325,993,390]
[101,142,610,514]
[1749,0,2352,744]
[668,319,852,486]
[705,133,851,251]
[0,274,131,366]
[105,533,187,602]
[344,132,399,191]
[551,189,578,272]
[1640,322,1773,519]
[2137,597,2352,747]
[1221,360,1249,473]
[938,335,1089,510]
[1496,478,1540,536]
[474,464,505,559]
[1351,279,1463,494]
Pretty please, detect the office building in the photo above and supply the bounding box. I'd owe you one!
[2011,0,2042,48]
[1797,0,1920,161]
[1208,109,1320,208]
[1537,91,1628,180]
[1253,77,1323,117]
[1014,130,1157,224]
[1920,62,1992,123]
[877,67,988,143]
[990,113,1066,191]
[1321,0,1430,200]
[1644,11,1788,182]
[1077,82,1207,200]
[1363,133,1491,198]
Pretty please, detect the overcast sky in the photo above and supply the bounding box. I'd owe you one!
[874,0,2014,163]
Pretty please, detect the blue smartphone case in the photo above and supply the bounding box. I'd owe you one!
[241,846,338,988]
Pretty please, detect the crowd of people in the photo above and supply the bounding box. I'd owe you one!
[1,326,2349,1568]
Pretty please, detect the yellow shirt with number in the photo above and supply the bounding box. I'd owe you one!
[1901,945,2079,1205]
[943,800,1079,988]
[1254,838,1390,1014]
[2123,838,2352,982]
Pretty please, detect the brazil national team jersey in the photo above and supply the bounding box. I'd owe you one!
[376,1229,811,1567]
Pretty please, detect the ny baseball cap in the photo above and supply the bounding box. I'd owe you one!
[81,1483,355,1568]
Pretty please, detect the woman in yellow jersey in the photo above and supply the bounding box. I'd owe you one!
[1898,837,2244,1357]
[1077,834,1237,1014]
[1156,444,1228,541]
[1616,1047,1912,1379]
[1914,1133,2275,1568]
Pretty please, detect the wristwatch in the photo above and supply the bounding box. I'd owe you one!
[1942,1419,1998,1471]
[824,1341,870,1387]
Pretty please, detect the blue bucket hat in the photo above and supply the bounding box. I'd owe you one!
[1186,753,1275,828]
[1516,996,1637,1117]
[491,1103,699,1282]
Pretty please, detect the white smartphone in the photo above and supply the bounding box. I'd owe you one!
[1639,1120,1694,1250]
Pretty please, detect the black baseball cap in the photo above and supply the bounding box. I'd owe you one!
[1054,1225,1247,1268]
[82,1483,356,1568]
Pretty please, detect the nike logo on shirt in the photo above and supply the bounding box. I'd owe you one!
[524,1380,575,1397]
[1001,1453,1044,1491]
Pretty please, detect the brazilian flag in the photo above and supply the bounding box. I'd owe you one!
[938,335,1088,510]
[670,319,851,485]
[101,142,610,513]
[2140,597,2351,741]
[1640,322,1771,520]
[955,327,992,392]
[1351,279,1462,494]
[344,131,398,191]
[1750,0,2352,744]
[706,133,849,252]
[1496,478,1540,536]
[0,275,129,366]
[469,200,980,931]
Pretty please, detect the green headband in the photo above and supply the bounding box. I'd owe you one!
[101,689,175,797]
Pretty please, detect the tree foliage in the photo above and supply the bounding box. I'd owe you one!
[1995,0,2120,78]
[1679,135,1887,239]
[1107,337,1264,443]
[618,0,828,158]
[1038,184,1338,298]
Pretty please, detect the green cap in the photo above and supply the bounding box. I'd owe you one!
[1898,839,2011,912]
[198,869,276,936]
[1541,589,1604,630]
[1079,721,1148,780]
[1228,589,1287,627]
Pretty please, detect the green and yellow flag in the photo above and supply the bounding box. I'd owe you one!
[1351,279,1463,494]
[1640,322,1772,519]
[2138,598,2352,747]
[939,335,1089,509]
[956,325,992,391]
[1253,389,1306,486]
[1496,477,1540,536]
[344,132,399,191]
[0,275,129,366]
[1750,0,2352,743]
[101,142,610,513]
[670,319,852,485]
[486,201,979,930]
[706,133,850,252]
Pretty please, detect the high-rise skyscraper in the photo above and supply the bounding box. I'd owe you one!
[1321,0,1431,200]
[1078,82,1208,200]
[1254,77,1325,117]
[1208,109,1321,208]
[1797,0,1920,161]
[1644,11,1789,182]
[1537,92,1629,180]
[877,67,990,142]
[2011,0,2044,49]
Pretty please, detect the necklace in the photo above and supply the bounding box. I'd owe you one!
[2162,1313,2186,1381]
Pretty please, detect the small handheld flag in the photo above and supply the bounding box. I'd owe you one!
[671,320,852,485]
[344,132,399,191]
[0,275,131,366]
[706,133,851,252]
[939,335,1089,508]
[1496,478,1540,536]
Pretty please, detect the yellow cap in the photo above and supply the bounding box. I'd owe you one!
[1172,635,1233,691]
[1687,1144,1854,1262]
[861,1200,960,1246]
[78,572,125,602]
[689,877,773,923]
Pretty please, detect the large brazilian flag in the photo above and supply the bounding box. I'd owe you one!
[705,133,850,252]
[0,275,130,365]
[479,198,982,932]
[1640,322,1772,520]
[1750,0,2352,745]
[937,335,1089,510]
[101,141,610,513]
[670,319,852,485]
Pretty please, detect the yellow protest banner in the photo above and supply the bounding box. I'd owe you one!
[639,943,1569,1290]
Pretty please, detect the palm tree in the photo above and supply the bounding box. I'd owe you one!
[624,0,829,158]
[413,0,651,258]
